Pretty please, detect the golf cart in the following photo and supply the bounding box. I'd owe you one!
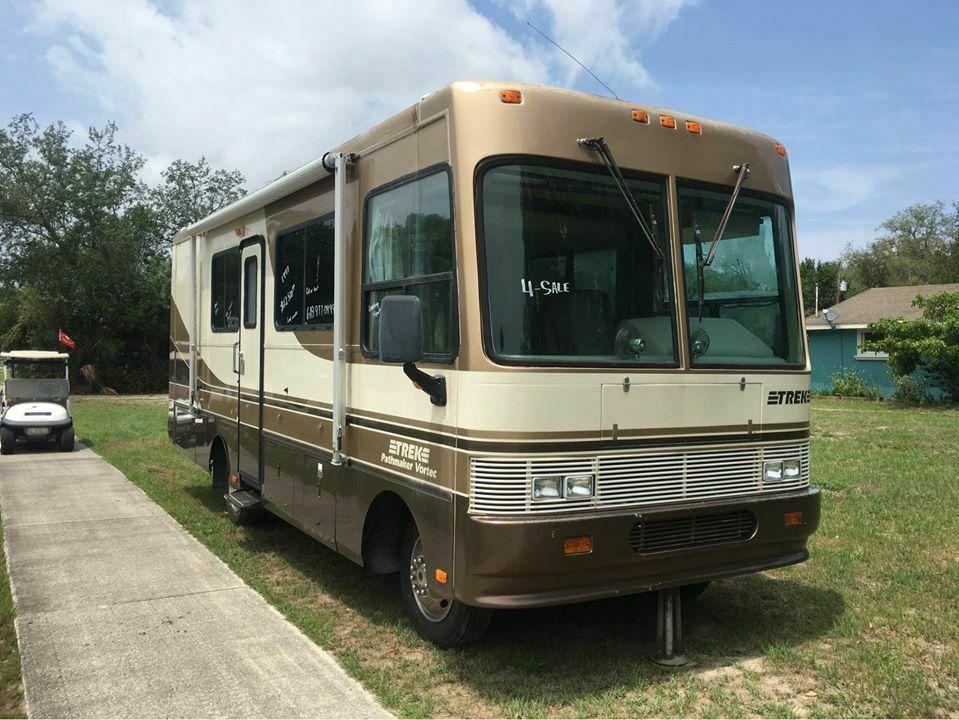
[0,351,74,454]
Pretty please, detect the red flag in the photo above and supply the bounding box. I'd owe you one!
[58,329,76,350]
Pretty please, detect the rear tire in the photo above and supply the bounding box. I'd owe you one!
[399,522,491,647]
[59,426,75,452]
[0,427,14,455]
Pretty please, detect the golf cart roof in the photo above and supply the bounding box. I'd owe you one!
[1,351,69,361]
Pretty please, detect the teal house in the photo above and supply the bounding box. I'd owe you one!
[805,283,959,397]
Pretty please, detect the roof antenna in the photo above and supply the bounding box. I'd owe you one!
[526,21,620,100]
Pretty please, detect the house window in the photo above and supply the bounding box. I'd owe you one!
[856,329,887,360]
[275,215,335,329]
[362,168,455,359]
[211,248,240,332]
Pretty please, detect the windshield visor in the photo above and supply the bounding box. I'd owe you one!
[480,163,676,366]
[678,184,804,366]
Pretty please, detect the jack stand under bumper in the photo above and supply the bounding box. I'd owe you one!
[652,587,688,667]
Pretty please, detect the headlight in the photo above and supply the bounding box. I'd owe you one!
[783,458,801,479]
[564,474,594,498]
[763,460,784,482]
[532,475,563,500]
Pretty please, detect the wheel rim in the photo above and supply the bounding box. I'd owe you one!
[409,535,451,622]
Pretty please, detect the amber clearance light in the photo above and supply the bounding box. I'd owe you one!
[686,120,703,135]
[564,535,593,555]
[631,109,650,123]
[500,89,523,104]
[660,114,677,129]
[775,143,787,156]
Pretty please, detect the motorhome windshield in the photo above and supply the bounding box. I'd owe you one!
[480,163,676,365]
[678,184,804,366]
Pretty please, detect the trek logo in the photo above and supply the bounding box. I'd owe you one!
[767,390,811,406]
[381,439,437,479]
[388,439,430,464]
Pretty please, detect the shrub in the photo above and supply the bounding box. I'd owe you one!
[829,368,881,400]
[892,376,933,405]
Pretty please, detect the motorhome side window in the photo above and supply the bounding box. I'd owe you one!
[211,248,240,332]
[364,169,454,358]
[275,216,335,329]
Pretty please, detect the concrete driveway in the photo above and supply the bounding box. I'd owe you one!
[0,444,391,719]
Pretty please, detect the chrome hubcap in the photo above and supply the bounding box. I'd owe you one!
[409,536,450,622]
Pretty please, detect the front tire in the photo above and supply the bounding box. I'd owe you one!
[399,523,491,647]
[0,427,14,455]
[59,426,75,452]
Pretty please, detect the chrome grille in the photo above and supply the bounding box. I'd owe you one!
[469,441,809,515]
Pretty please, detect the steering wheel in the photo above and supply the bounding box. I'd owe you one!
[38,380,62,397]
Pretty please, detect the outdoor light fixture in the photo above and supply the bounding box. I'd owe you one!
[564,474,595,498]
[763,460,784,482]
[783,458,802,479]
[532,475,563,500]
[532,474,595,500]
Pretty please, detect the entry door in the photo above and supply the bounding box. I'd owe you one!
[236,239,264,484]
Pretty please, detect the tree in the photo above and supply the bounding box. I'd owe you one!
[799,257,843,314]
[152,158,245,241]
[867,291,959,403]
[842,201,959,290]
[0,114,244,392]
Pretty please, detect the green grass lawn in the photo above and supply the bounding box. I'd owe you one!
[11,398,951,717]
[0,514,24,719]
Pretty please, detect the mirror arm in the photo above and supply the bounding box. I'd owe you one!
[403,362,447,407]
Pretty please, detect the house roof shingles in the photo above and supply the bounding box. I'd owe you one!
[805,283,959,328]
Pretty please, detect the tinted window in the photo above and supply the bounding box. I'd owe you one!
[364,170,454,358]
[275,216,334,329]
[211,248,240,332]
[678,185,803,366]
[243,256,257,328]
[480,163,675,365]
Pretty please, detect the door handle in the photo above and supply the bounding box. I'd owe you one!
[232,341,240,375]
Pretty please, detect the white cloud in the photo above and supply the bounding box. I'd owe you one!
[792,165,898,215]
[26,0,694,187]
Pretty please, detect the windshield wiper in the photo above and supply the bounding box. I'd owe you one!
[577,137,664,264]
[693,162,751,321]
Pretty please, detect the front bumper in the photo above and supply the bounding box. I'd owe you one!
[2,418,72,429]
[456,487,820,608]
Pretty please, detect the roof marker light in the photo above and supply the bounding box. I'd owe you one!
[775,143,786,156]
[500,89,522,104]
[686,120,703,135]
[631,109,649,123]
[660,115,677,129]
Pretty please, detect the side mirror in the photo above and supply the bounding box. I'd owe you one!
[378,295,424,363]
[378,296,446,406]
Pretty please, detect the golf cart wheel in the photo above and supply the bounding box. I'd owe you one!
[225,495,262,526]
[0,427,14,455]
[59,426,75,452]
[399,522,491,647]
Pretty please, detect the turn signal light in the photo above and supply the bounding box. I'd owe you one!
[660,115,677,129]
[784,511,803,527]
[686,120,702,135]
[631,109,649,123]
[435,569,448,584]
[564,535,593,555]
[500,89,522,104]
[230,474,239,488]
[775,143,786,156]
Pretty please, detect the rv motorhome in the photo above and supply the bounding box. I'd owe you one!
[168,81,819,648]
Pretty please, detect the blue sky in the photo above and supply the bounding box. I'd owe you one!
[2,0,957,259]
